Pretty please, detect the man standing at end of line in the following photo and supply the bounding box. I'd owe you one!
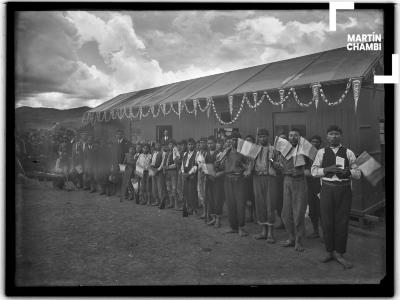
[311,125,361,269]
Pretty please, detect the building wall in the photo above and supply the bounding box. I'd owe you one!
[94,82,383,155]
[93,82,384,212]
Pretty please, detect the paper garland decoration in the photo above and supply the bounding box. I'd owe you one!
[228,95,234,117]
[352,78,362,112]
[83,76,365,125]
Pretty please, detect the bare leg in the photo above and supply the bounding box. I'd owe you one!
[266,225,276,244]
[238,227,248,237]
[254,224,267,240]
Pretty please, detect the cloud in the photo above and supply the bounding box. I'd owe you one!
[15,10,384,109]
[16,11,229,109]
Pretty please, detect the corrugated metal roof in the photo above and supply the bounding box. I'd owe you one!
[91,46,381,112]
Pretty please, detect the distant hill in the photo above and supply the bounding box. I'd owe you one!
[15,106,91,130]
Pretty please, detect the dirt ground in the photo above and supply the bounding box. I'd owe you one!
[15,179,386,286]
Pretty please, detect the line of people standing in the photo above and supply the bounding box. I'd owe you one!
[61,125,360,269]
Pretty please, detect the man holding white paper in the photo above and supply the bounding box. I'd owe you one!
[277,128,310,252]
[311,125,361,269]
[244,129,277,243]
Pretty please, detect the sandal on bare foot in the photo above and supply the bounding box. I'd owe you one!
[281,240,295,247]
[254,233,267,240]
[334,254,353,269]
[266,237,276,244]
[207,218,216,226]
[319,252,334,263]
[295,243,304,252]
[307,232,320,239]
[238,229,248,237]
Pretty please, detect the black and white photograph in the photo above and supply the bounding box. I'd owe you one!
[9,2,395,296]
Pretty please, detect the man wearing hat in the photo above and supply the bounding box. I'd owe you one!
[278,128,310,252]
[223,132,248,237]
[244,128,277,243]
[311,125,360,269]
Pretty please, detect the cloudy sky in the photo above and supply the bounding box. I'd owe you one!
[15,9,383,109]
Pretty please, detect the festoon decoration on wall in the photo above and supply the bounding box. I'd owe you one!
[82,77,363,125]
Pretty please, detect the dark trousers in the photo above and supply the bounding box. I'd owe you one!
[320,182,352,254]
[183,175,198,211]
[176,171,184,208]
[275,174,284,217]
[224,175,246,230]
[152,172,166,204]
[282,176,307,242]
[253,175,277,225]
[206,176,225,216]
[121,167,134,198]
[139,172,150,198]
[244,176,255,206]
[165,170,178,206]
[307,177,321,228]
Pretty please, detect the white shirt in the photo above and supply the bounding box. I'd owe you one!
[195,151,206,172]
[311,145,361,181]
[137,153,152,170]
[151,151,160,166]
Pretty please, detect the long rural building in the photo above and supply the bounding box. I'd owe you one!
[83,46,385,221]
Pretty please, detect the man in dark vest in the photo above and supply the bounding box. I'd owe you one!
[306,135,323,238]
[181,138,198,215]
[114,129,130,197]
[150,141,166,208]
[311,125,360,269]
